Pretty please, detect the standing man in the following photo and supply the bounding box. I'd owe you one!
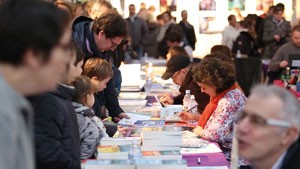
[72,12,129,122]
[0,0,72,169]
[236,85,300,169]
[178,10,197,50]
[222,15,239,49]
[262,5,291,59]
[125,4,148,59]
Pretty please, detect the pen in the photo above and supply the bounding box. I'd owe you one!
[154,95,165,107]
[187,105,197,112]
[197,157,201,164]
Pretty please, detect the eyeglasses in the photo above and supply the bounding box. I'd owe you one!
[109,38,119,49]
[235,110,292,128]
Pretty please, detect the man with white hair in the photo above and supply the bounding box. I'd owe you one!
[236,85,300,169]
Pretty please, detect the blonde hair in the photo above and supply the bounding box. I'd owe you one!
[83,57,113,81]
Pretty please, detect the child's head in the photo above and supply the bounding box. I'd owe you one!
[64,42,85,85]
[82,57,113,92]
[72,75,97,107]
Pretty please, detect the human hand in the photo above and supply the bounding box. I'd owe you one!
[178,111,195,121]
[159,94,174,105]
[193,126,204,137]
[274,34,281,42]
[113,112,130,123]
[279,60,289,68]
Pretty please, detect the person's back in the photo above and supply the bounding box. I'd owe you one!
[31,85,80,169]
[0,76,34,169]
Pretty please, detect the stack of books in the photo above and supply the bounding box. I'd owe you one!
[97,137,141,160]
[136,159,188,169]
[84,160,134,169]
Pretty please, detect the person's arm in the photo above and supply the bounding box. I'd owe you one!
[103,78,124,119]
[200,96,239,144]
[269,46,287,72]
[33,95,80,169]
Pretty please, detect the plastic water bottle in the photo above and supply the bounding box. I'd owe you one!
[144,77,152,94]
[188,95,198,114]
[183,90,191,111]
[188,95,198,123]
[236,50,241,58]
[128,138,142,161]
[143,52,148,64]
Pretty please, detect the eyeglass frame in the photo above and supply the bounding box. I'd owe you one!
[109,37,119,49]
[235,110,292,128]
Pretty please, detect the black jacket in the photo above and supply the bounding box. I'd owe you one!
[30,84,80,169]
[72,16,124,119]
[173,69,210,113]
[178,21,197,50]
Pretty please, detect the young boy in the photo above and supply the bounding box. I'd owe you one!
[82,57,118,137]
[30,43,84,169]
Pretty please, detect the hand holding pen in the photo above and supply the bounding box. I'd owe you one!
[159,94,174,105]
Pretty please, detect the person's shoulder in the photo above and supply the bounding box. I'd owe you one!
[73,16,93,26]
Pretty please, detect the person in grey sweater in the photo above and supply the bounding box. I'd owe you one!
[0,1,72,169]
[269,25,300,72]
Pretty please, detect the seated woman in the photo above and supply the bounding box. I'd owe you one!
[179,57,247,165]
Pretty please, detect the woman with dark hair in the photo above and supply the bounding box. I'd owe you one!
[179,57,247,165]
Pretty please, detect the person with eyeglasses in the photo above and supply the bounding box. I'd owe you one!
[72,11,130,135]
[236,85,300,169]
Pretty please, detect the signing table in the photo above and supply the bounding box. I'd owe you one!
[117,63,229,169]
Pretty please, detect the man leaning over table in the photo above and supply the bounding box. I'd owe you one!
[72,11,130,123]
[236,85,300,169]
[160,54,209,114]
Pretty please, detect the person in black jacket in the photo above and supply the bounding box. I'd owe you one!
[236,85,300,169]
[160,54,210,114]
[30,43,84,169]
[72,11,129,122]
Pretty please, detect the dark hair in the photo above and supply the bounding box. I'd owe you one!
[210,45,232,58]
[192,57,236,93]
[83,57,113,80]
[292,25,300,33]
[0,0,71,66]
[92,11,127,38]
[168,46,188,57]
[165,31,183,43]
[273,5,284,13]
[275,3,284,11]
[228,15,236,21]
[71,75,97,104]
[204,53,233,65]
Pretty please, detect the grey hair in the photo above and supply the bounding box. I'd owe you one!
[250,85,300,128]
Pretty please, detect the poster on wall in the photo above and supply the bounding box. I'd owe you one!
[228,0,245,10]
[199,0,216,11]
[160,0,176,12]
[199,17,221,34]
[256,0,273,11]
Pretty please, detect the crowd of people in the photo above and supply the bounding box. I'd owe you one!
[0,0,300,169]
